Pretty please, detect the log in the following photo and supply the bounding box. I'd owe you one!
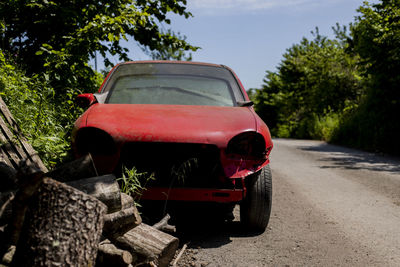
[13,178,107,267]
[121,192,135,210]
[1,245,15,265]
[46,154,98,182]
[0,162,44,260]
[103,206,142,238]
[97,240,135,267]
[6,168,44,246]
[114,223,179,267]
[0,191,14,225]
[153,214,176,233]
[66,174,121,213]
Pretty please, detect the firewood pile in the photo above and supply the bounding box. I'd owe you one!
[0,97,179,266]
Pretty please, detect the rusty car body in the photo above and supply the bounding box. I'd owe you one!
[72,61,273,230]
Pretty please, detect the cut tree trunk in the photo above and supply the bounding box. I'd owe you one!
[46,154,98,182]
[13,178,107,267]
[66,174,121,213]
[114,223,179,267]
[97,240,135,267]
[103,206,142,238]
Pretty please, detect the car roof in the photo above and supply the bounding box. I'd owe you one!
[118,60,227,69]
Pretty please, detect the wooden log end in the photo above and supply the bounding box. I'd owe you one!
[13,178,107,266]
[103,206,142,238]
[66,174,121,213]
[115,223,179,267]
[97,241,135,266]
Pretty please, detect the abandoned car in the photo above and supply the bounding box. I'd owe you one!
[72,61,273,231]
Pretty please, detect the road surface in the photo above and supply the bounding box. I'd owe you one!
[175,139,400,266]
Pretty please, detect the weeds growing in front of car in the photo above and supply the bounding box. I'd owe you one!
[118,166,155,204]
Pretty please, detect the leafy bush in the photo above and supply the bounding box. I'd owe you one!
[0,50,83,168]
[252,27,364,141]
[332,0,400,155]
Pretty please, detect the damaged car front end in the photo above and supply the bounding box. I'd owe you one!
[72,61,273,231]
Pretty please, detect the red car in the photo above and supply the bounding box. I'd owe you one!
[72,61,273,231]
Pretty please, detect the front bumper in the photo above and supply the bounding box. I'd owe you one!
[141,187,246,203]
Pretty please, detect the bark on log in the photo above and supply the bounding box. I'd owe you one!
[6,169,44,246]
[13,178,107,267]
[121,192,134,210]
[97,240,135,267]
[66,174,121,213]
[153,214,176,233]
[1,245,15,265]
[0,163,44,260]
[114,223,179,267]
[103,206,142,238]
[0,191,14,225]
[46,154,98,182]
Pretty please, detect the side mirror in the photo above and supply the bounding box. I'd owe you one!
[76,93,96,108]
[237,100,254,107]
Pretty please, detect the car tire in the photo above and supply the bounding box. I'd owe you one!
[240,165,272,232]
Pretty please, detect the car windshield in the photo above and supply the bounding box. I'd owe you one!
[104,63,244,106]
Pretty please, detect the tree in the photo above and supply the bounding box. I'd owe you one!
[0,0,198,95]
[333,0,400,154]
[0,1,199,167]
[252,28,363,139]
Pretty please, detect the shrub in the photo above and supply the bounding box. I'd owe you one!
[0,50,72,168]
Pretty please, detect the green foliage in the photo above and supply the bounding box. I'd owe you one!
[118,166,154,203]
[0,0,199,98]
[0,50,72,168]
[144,30,196,61]
[0,0,199,167]
[306,113,340,140]
[252,0,400,155]
[252,27,364,141]
[332,0,400,154]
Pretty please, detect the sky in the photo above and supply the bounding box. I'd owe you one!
[96,0,368,90]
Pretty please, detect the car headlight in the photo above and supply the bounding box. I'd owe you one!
[226,132,269,159]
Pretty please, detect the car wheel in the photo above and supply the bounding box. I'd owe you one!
[240,165,272,232]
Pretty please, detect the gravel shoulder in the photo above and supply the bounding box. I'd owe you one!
[173,139,400,266]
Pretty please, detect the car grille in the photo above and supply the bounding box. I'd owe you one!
[118,142,228,189]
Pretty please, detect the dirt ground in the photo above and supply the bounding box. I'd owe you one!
[171,139,400,267]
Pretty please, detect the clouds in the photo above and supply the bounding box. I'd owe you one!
[187,0,352,15]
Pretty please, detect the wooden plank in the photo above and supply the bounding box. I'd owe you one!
[0,97,21,134]
[0,115,28,168]
[0,144,15,168]
[0,97,47,171]
[0,117,21,169]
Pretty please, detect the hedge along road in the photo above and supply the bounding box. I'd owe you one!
[175,138,400,267]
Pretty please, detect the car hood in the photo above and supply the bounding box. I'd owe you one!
[83,104,257,147]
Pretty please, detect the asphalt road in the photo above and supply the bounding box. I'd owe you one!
[175,138,400,267]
